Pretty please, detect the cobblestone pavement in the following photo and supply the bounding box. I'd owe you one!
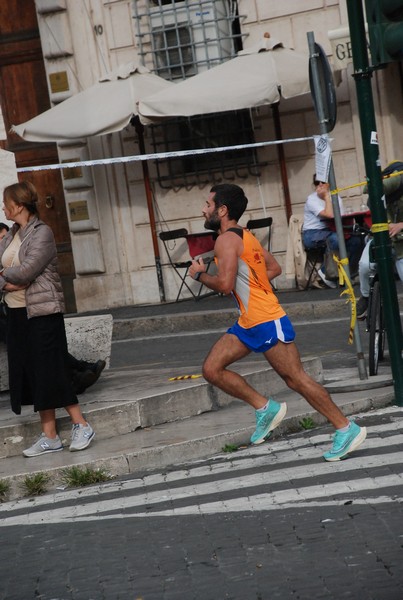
[1,407,403,600]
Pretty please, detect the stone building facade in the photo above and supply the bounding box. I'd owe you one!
[7,0,403,310]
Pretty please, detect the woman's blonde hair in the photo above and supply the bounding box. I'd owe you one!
[3,181,39,215]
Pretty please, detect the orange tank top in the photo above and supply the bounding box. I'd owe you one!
[231,228,285,328]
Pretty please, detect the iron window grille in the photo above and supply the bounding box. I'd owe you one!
[149,110,265,190]
[133,1,265,189]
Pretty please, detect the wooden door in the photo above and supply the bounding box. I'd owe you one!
[0,0,76,312]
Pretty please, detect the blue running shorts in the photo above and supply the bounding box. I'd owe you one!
[227,315,296,353]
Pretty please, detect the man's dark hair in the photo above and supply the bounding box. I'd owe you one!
[210,184,248,221]
[0,223,9,232]
[312,173,324,186]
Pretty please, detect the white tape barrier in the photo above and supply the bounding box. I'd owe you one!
[16,136,314,173]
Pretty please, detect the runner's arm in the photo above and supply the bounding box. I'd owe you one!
[263,248,282,281]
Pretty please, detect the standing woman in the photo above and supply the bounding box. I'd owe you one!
[0,181,95,457]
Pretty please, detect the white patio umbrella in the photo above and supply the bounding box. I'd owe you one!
[12,62,173,141]
[138,34,311,221]
[11,62,174,301]
[139,35,310,121]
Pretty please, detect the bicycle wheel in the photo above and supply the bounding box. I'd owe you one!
[368,280,385,375]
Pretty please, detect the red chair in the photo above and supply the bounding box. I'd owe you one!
[186,231,217,300]
[185,231,217,259]
[159,229,216,302]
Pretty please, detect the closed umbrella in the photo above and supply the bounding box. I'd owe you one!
[12,63,174,302]
[139,35,311,221]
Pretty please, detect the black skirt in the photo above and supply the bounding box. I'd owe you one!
[6,308,78,415]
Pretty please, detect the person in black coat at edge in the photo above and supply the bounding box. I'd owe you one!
[0,205,105,396]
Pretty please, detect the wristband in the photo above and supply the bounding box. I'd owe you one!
[194,271,202,281]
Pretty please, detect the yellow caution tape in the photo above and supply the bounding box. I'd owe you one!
[330,168,403,195]
[333,254,356,345]
[371,223,389,233]
[168,374,202,381]
[330,181,367,194]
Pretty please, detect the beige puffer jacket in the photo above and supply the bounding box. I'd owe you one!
[0,217,65,319]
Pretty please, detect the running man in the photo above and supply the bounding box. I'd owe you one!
[189,183,366,461]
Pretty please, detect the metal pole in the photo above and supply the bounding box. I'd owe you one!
[134,118,166,303]
[346,0,403,403]
[272,103,292,223]
[307,31,368,380]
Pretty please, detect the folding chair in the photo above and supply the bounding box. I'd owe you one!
[159,228,194,302]
[185,231,217,300]
[185,231,217,259]
[246,216,273,251]
[304,246,326,289]
[159,229,217,302]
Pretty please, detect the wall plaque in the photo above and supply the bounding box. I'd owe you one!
[62,159,82,180]
[49,71,69,93]
[69,201,89,222]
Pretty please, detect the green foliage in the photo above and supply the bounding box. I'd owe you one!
[299,417,316,431]
[222,443,239,453]
[20,472,50,497]
[0,479,10,502]
[60,465,113,488]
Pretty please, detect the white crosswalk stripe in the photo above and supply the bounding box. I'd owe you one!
[1,407,402,526]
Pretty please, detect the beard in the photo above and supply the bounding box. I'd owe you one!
[204,211,221,232]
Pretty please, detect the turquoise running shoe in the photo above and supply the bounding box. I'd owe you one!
[323,421,367,461]
[250,399,287,445]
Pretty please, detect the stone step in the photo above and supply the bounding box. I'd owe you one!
[0,374,395,503]
[110,289,403,340]
[0,357,323,459]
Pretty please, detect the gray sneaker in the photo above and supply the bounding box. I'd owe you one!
[23,433,63,458]
[318,267,337,289]
[69,423,95,452]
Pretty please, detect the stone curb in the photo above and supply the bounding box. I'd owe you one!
[1,386,394,503]
[0,358,322,459]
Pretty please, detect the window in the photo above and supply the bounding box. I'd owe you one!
[149,110,266,190]
[133,1,263,189]
[152,24,196,79]
[133,0,240,78]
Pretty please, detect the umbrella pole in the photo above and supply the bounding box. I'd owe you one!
[134,119,166,303]
[272,103,292,223]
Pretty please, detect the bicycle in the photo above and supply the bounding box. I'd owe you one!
[351,224,386,376]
